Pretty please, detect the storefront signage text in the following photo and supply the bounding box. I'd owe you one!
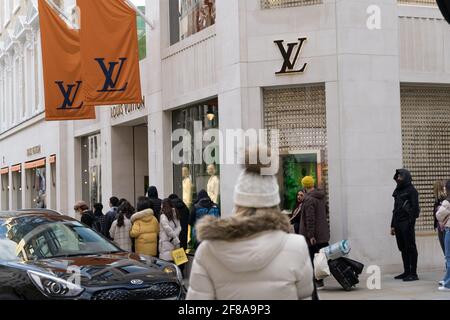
[111,100,146,119]
[274,37,308,75]
[27,145,41,157]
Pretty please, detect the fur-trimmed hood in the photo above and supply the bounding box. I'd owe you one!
[195,210,292,272]
[131,209,155,223]
[197,210,291,241]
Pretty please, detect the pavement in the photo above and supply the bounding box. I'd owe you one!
[318,269,450,300]
[184,269,450,300]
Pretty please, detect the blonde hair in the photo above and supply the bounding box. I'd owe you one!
[433,180,446,201]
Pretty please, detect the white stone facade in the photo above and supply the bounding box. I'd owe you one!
[1,0,450,272]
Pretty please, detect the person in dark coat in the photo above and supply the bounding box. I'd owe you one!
[103,197,120,239]
[93,203,106,233]
[189,190,220,250]
[391,169,420,282]
[74,201,96,229]
[299,176,330,291]
[290,190,305,235]
[147,186,162,221]
[169,194,190,251]
[299,177,330,257]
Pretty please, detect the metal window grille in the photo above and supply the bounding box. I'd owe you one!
[261,0,322,9]
[398,0,437,6]
[401,85,450,232]
[263,85,329,214]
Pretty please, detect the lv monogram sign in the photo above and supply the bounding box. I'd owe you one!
[274,37,308,75]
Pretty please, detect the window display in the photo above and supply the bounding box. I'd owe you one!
[170,0,216,45]
[280,152,320,211]
[172,99,220,208]
[81,134,102,208]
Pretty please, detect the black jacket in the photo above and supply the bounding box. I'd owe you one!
[81,210,95,228]
[392,169,420,228]
[103,207,118,239]
[147,187,162,221]
[170,197,190,250]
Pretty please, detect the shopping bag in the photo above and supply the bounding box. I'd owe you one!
[313,250,331,280]
[172,248,189,266]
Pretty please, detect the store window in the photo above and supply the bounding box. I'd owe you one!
[137,5,147,60]
[172,98,219,209]
[401,85,450,232]
[263,85,328,212]
[25,159,46,209]
[169,0,216,46]
[81,134,102,208]
[1,169,9,210]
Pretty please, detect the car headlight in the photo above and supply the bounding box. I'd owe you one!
[27,270,84,298]
[162,264,184,283]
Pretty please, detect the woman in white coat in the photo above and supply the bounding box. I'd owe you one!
[186,146,314,300]
[159,199,182,261]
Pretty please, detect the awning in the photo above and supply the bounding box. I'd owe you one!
[11,164,21,172]
[0,167,8,175]
[25,158,46,170]
[49,155,56,164]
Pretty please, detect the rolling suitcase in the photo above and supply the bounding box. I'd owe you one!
[328,258,360,291]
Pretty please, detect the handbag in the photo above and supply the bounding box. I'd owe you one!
[313,250,331,280]
[171,247,189,266]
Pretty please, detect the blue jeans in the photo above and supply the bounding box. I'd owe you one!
[444,228,450,288]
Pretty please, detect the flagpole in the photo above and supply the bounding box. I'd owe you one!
[123,0,155,30]
[46,0,79,29]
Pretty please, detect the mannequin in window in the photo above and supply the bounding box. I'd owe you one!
[207,164,219,204]
[182,166,193,209]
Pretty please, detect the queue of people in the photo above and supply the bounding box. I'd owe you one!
[73,146,450,299]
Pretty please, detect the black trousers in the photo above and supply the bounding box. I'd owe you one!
[308,242,330,263]
[394,220,418,275]
[308,242,329,301]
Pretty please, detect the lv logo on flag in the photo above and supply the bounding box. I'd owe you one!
[95,58,129,92]
[55,81,84,109]
[38,0,95,121]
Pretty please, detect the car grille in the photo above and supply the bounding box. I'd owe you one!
[92,282,181,300]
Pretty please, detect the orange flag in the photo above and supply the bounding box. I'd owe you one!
[38,0,95,121]
[78,0,142,106]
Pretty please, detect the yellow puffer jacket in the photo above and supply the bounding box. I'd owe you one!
[130,209,159,256]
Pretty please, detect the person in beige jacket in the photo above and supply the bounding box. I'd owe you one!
[186,146,314,300]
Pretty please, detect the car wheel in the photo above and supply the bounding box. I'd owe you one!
[0,293,22,300]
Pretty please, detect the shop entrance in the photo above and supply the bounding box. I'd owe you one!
[111,121,149,206]
[0,169,9,210]
[25,159,46,209]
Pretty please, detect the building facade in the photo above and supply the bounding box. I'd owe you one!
[1,0,450,272]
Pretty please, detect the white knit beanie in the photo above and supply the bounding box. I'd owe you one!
[233,145,280,208]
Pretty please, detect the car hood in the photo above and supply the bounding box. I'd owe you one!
[8,252,180,288]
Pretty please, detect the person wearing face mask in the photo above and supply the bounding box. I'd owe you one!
[391,169,420,282]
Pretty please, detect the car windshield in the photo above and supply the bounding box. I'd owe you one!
[0,215,121,262]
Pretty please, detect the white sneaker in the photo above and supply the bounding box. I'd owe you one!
[439,281,444,287]
[438,286,450,292]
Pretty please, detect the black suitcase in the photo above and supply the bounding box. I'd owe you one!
[328,258,360,291]
[341,257,365,275]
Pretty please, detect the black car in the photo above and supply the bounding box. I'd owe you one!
[0,210,186,300]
